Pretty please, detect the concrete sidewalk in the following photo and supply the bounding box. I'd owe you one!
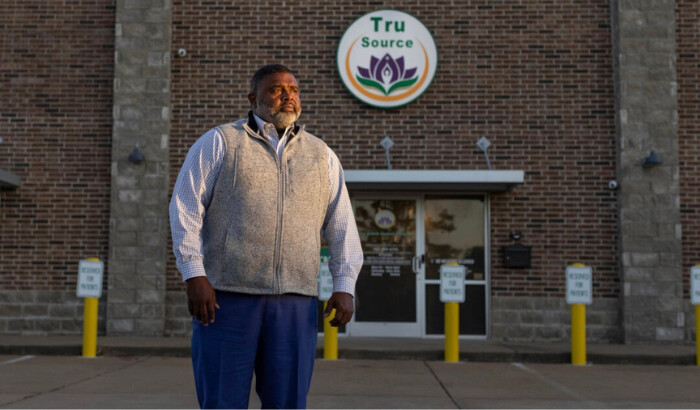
[0,335,696,365]
[2,355,700,408]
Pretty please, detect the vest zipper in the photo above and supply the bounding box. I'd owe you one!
[274,131,300,294]
[243,125,283,293]
[274,151,285,294]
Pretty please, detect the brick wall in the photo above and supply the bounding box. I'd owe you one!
[0,1,115,289]
[1,0,695,340]
[168,0,618,304]
[0,1,115,333]
[0,0,624,340]
[677,0,699,340]
[678,1,700,297]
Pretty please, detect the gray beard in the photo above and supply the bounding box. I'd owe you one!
[253,102,301,130]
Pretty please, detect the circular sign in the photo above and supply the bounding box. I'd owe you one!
[374,209,396,229]
[337,9,439,109]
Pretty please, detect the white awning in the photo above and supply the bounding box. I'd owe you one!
[344,170,524,192]
[0,168,21,189]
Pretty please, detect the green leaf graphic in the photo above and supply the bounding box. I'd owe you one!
[386,77,419,95]
[356,75,388,95]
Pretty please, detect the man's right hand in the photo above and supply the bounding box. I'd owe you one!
[185,276,220,326]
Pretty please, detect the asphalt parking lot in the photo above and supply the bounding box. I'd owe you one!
[1,354,699,408]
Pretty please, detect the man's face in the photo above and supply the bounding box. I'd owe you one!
[248,72,301,130]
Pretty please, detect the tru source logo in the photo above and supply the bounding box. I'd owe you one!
[337,9,438,109]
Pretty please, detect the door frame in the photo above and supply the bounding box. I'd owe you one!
[346,193,425,337]
[345,191,491,339]
[421,192,491,340]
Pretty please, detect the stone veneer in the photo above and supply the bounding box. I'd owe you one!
[0,291,106,335]
[612,0,685,342]
[491,297,621,342]
[107,0,172,336]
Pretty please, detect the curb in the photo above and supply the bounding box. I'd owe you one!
[0,344,695,365]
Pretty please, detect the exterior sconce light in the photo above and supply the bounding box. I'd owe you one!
[477,136,492,170]
[380,136,394,170]
[642,150,662,168]
[128,147,145,165]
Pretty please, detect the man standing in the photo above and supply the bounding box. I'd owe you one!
[169,64,363,409]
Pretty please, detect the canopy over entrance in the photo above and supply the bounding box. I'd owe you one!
[344,170,524,192]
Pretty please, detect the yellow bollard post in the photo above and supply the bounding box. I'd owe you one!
[694,264,700,367]
[696,304,700,367]
[82,257,100,358]
[571,303,586,365]
[82,297,98,357]
[323,301,338,360]
[445,301,459,362]
[570,262,586,365]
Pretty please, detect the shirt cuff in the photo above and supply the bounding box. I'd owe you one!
[179,259,207,282]
[332,276,356,297]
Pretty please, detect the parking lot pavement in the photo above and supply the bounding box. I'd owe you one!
[428,361,700,409]
[1,355,699,409]
[0,355,198,409]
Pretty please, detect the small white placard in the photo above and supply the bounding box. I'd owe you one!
[440,264,466,303]
[76,260,104,298]
[691,266,700,305]
[566,265,592,305]
[317,264,333,302]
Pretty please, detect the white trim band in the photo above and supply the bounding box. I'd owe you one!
[344,170,524,192]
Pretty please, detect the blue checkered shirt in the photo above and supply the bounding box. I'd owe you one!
[170,115,363,296]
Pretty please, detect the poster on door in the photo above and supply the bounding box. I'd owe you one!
[352,199,417,322]
[355,200,415,279]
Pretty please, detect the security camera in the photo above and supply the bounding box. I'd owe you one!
[608,180,619,190]
[177,48,187,57]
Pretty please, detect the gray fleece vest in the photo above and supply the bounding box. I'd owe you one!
[201,119,330,296]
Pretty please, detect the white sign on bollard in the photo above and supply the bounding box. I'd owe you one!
[566,265,592,305]
[440,264,466,303]
[691,266,700,305]
[317,264,333,302]
[76,260,104,298]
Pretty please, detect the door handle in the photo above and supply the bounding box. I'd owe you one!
[412,255,424,275]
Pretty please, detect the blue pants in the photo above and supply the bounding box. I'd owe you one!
[191,292,318,409]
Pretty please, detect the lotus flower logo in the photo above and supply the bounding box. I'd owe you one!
[374,209,396,229]
[356,54,418,96]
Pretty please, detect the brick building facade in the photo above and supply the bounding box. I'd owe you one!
[0,0,697,343]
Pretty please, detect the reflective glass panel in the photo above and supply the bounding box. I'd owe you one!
[425,284,486,335]
[425,196,485,280]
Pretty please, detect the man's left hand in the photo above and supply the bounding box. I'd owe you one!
[323,292,354,327]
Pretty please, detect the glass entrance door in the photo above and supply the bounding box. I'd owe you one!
[423,195,488,337]
[348,197,423,337]
[345,194,488,338]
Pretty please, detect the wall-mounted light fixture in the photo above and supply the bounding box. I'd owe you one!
[642,150,662,168]
[476,136,492,170]
[380,136,394,170]
[128,147,145,165]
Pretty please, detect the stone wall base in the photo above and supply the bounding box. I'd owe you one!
[1,290,692,342]
[491,297,623,343]
[0,290,106,335]
[165,290,191,337]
